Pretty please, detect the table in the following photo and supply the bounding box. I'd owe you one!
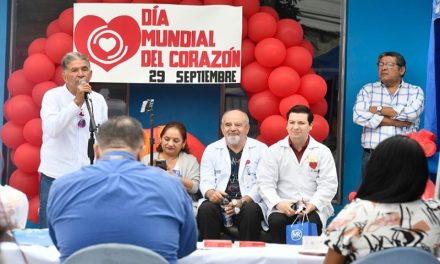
[1,242,59,264]
[178,242,325,264]
[1,242,325,264]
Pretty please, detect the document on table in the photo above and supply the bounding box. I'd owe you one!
[13,228,53,247]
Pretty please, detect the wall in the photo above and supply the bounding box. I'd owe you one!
[129,84,222,147]
[341,0,432,209]
[0,0,8,133]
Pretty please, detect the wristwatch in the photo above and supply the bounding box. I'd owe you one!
[234,206,241,214]
[376,106,383,115]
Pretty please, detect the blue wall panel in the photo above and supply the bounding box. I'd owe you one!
[341,0,432,209]
[129,84,221,147]
[0,0,8,129]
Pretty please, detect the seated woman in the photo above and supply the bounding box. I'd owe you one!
[142,122,201,203]
[323,135,440,263]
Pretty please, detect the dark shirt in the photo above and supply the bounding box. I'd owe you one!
[225,147,243,199]
[289,136,310,162]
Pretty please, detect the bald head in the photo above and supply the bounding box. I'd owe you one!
[221,110,250,150]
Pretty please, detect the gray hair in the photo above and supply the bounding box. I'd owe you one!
[61,51,90,71]
[96,116,145,151]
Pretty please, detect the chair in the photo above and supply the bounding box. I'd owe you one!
[352,247,439,264]
[64,243,168,264]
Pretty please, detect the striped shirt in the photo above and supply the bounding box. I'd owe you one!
[353,80,424,149]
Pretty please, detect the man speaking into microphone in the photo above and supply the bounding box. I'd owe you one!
[38,51,108,228]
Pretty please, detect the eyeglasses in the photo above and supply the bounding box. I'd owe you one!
[377,62,397,69]
[78,111,86,128]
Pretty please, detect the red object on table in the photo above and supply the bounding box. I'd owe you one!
[204,240,233,248]
[238,241,266,247]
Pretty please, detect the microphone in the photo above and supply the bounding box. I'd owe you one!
[79,79,89,99]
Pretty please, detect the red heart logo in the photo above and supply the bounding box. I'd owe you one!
[309,161,317,170]
[74,15,141,72]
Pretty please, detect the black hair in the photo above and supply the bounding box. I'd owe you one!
[157,121,190,153]
[356,135,428,203]
[286,105,314,124]
[377,51,406,67]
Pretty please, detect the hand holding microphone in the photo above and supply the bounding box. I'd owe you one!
[75,79,92,105]
[78,78,92,99]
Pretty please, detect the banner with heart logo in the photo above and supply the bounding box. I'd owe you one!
[73,4,242,84]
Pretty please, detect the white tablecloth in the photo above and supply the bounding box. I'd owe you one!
[1,242,60,264]
[1,242,325,264]
[178,242,325,264]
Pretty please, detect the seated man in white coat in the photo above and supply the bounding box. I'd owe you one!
[197,109,268,241]
[257,105,338,244]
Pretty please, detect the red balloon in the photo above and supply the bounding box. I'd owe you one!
[14,143,41,173]
[422,179,435,200]
[7,95,40,126]
[275,19,304,48]
[23,53,56,83]
[28,196,39,224]
[32,81,58,107]
[248,90,280,121]
[45,32,73,64]
[348,191,357,202]
[247,12,277,42]
[3,99,11,121]
[10,150,16,165]
[241,38,255,67]
[260,6,279,21]
[241,61,271,93]
[298,74,327,104]
[310,98,328,116]
[279,94,309,118]
[233,0,260,18]
[260,115,287,146]
[52,65,65,86]
[255,37,286,67]
[7,69,35,96]
[204,0,233,4]
[419,129,436,141]
[1,121,26,150]
[9,170,39,199]
[310,114,329,142]
[242,16,248,39]
[283,46,313,76]
[180,0,202,4]
[268,66,300,97]
[28,38,47,56]
[186,133,206,164]
[46,19,61,37]
[300,39,314,57]
[23,118,43,147]
[58,8,74,35]
[306,68,316,75]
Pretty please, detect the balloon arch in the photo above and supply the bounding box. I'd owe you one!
[1,0,330,224]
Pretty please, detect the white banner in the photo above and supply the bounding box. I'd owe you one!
[73,4,242,84]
